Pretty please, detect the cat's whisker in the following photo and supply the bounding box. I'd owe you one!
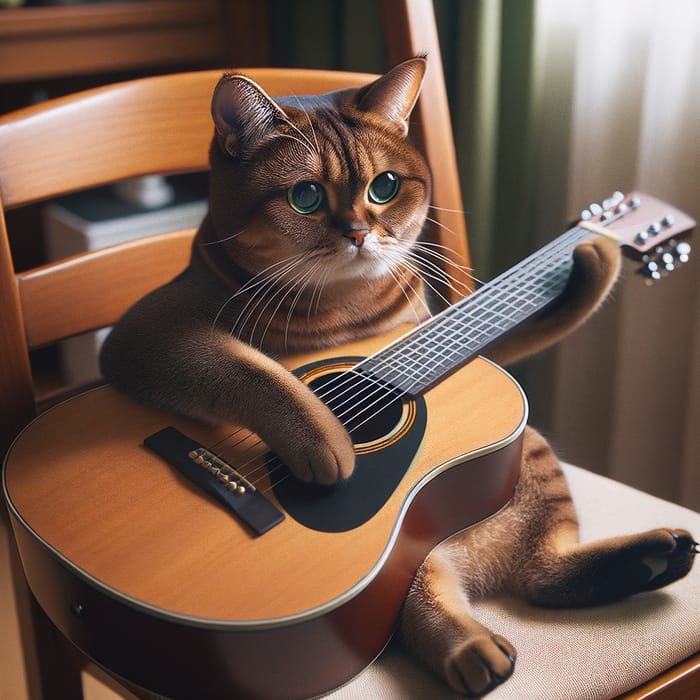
[253,277,299,348]
[402,248,476,295]
[210,254,306,338]
[270,261,323,353]
[277,132,317,160]
[424,214,459,238]
[386,264,429,324]
[385,238,476,300]
[249,260,319,349]
[225,260,297,331]
[227,256,306,339]
[198,228,247,246]
[380,247,434,317]
[308,266,330,319]
[236,267,301,344]
[407,238,473,266]
[385,244,454,306]
[428,204,466,215]
[397,257,453,309]
[290,94,321,157]
[234,255,307,299]
[395,239,477,285]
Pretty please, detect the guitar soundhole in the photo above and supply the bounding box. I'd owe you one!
[277,357,428,532]
[307,370,404,447]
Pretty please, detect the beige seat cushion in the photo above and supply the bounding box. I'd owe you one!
[323,464,700,699]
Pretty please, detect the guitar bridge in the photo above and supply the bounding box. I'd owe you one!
[144,427,284,536]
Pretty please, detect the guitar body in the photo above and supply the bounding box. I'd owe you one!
[3,329,526,700]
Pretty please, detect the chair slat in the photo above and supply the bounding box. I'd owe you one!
[17,229,194,349]
[0,69,376,210]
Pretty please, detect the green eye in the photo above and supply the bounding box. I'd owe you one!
[368,171,400,204]
[287,181,325,214]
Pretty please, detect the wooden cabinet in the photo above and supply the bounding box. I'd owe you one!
[1,0,270,270]
[0,0,270,84]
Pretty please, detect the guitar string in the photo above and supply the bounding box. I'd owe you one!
[303,228,583,434]
[208,222,581,456]
[213,225,594,492]
[307,197,638,426]
[261,224,587,438]
[209,223,586,489]
[348,226,586,395]
[215,190,659,488]
[257,226,590,493]
[210,225,591,490]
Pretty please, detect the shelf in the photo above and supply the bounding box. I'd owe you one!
[0,0,268,83]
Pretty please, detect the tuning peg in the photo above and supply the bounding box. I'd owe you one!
[639,259,662,283]
[580,209,592,221]
[661,251,675,272]
[638,239,692,284]
[602,192,622,210]
[676,240,691,262]
[589,203,603,216]
[671,239,691,264]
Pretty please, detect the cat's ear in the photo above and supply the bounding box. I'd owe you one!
[211,74,291,157]
[357,57,426,136]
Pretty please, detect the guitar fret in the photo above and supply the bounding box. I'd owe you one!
[359,227,592,394]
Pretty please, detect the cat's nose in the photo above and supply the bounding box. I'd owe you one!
[344,229,368,247]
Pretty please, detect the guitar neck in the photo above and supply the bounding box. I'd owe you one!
[357,188,696,396]
[358,225,591,394]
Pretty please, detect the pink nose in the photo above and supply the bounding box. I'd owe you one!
[345,230,367,247]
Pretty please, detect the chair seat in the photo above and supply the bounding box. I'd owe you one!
[324,464,700,699]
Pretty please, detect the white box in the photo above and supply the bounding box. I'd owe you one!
[44,177,207,384]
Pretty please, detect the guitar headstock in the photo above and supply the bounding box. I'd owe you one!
[578,191,696,283]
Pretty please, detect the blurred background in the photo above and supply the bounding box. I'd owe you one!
[2,0,698,509]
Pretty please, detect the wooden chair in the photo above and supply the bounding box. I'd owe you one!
[0,4,698,700]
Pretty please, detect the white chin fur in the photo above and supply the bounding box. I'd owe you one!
[332,238,394,281]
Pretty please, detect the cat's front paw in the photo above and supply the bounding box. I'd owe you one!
[291,426,356,485]
[269,404,356,486]
[444,634,516,697]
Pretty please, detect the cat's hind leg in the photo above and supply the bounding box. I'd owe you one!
[515,525,697,608]
[508,429,697,608]
[400,546,516,697]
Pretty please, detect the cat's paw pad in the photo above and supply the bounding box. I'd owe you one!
[602,528,697,600]
[444,634,516,697]
[639,529,697,591]
[274,404,356,485]
[297,437,356,485]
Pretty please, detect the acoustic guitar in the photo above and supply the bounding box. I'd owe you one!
[3,192,694,700]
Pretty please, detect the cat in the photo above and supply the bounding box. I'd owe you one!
[100,57,697,697]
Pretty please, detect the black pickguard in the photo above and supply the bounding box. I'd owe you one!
[271,357,427,532]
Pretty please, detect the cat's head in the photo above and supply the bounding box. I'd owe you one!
[206,57,431,286]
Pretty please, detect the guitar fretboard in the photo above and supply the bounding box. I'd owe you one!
[357,226,596,395]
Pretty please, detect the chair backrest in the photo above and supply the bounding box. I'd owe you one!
[0,65,470,455]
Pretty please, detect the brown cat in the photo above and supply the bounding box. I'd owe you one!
[100,58,696,697]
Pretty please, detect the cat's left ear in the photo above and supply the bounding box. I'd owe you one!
[357,57,426,136]
[211,73,291,158]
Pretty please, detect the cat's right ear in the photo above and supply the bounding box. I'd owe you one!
[211,74,290,158]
